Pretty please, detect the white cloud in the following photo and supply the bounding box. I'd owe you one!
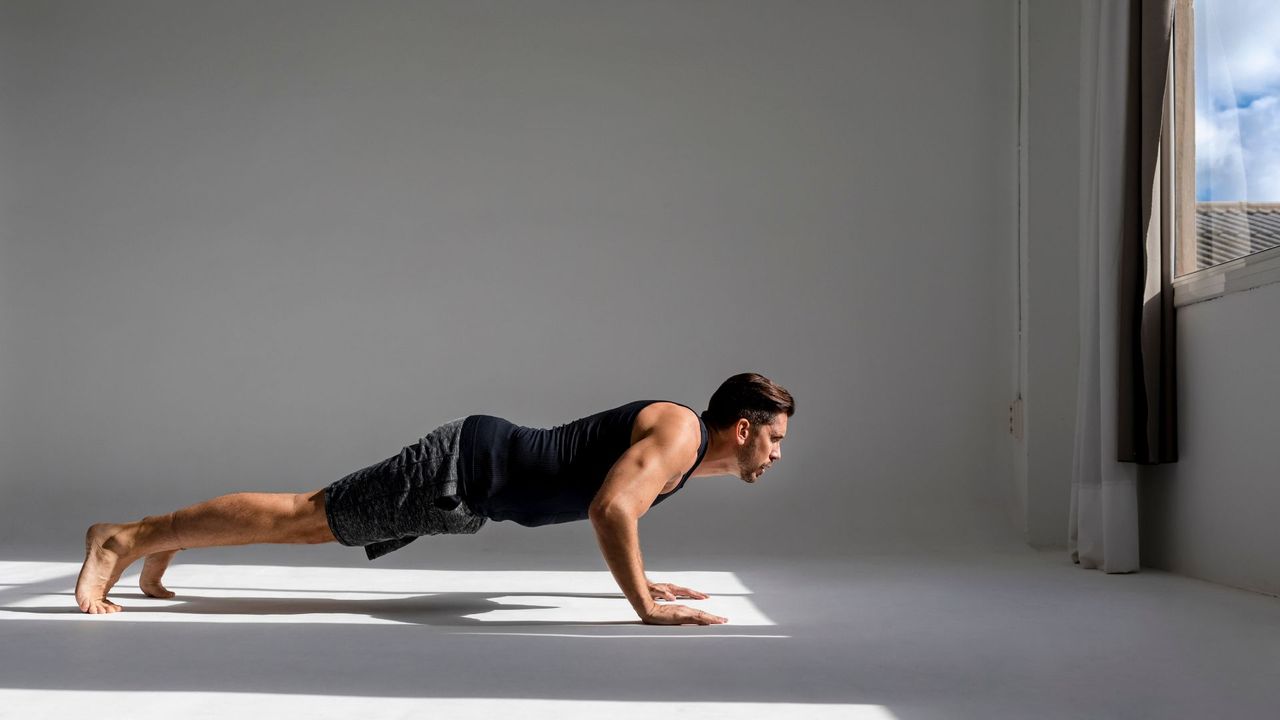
[1196,0,1280,99]
[1196,98,1280,201]
[1194,0,1280,200]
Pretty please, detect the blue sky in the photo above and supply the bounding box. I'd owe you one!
[1195,0,1280,201]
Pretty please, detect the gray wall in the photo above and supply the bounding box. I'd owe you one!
[1019,0,1081,548]
[0,0,1020,560]
[1140,283,1280,596]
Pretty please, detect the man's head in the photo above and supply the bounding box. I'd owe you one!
[701,373,795,483]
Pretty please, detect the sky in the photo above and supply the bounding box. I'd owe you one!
[1195,0,1280,201]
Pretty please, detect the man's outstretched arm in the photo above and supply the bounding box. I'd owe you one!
[588,419,727,626]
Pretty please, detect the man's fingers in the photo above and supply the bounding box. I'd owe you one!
[641,603,728,625]
[650,582,710,601]
[675,585,710,599]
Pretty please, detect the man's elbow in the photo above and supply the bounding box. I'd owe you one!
[588,502,638,524]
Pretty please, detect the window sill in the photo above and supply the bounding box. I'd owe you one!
[1172,244,1280,307]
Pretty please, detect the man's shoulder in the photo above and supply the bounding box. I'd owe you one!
[634,400,699,427]
[630,401,702,453]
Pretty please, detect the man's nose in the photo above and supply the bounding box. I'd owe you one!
[771,448,781,461]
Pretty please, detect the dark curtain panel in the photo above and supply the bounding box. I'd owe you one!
[1117,0,1178,464]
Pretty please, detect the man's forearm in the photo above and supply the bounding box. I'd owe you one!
[589,509,653,617]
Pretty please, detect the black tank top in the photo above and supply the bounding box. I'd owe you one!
[458,400,708,526]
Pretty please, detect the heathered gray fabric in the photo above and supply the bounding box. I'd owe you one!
[323,417,486,560]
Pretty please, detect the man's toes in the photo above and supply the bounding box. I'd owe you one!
[84,598,123,614]
[140,551,178,599]
[141,583,175,599]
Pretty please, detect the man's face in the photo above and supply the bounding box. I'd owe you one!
[736,413,788,483]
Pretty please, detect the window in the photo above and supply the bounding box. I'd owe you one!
[1172,0,1280,305]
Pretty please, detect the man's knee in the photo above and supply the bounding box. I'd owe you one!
[292,489,336,544]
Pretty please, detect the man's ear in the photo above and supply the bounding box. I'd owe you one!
[735,418,751,444]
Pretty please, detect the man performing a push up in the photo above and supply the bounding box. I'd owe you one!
[75,372,794,626]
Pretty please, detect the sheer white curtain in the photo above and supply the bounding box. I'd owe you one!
[1069,0,1140,574]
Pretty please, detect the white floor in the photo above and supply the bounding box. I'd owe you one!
[1,544,1278,720]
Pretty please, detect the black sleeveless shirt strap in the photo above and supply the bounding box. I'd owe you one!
[651,406,708,506]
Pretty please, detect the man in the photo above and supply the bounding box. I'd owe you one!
[74,372,794,626]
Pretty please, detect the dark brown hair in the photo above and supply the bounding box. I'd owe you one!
[700,372,795,432]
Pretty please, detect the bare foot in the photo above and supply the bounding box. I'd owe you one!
[75,523,134,614]
[140,550,178,599]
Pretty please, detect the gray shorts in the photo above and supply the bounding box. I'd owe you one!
[323,417,487,560]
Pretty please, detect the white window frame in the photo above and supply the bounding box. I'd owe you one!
[1170,0,1280,307]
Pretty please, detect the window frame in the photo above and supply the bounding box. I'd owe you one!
[1170,0,1280,307]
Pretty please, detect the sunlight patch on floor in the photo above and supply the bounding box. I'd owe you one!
[0,561,776,627]
[0,690,896,719]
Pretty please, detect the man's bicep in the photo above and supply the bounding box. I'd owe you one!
[590,430,696,518]
[588,439,670,518]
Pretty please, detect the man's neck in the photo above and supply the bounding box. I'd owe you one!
[688,433,738,479]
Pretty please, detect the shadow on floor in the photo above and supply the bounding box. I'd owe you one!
[12,590,645,627]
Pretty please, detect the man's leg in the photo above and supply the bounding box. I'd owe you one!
[75,488,335,614]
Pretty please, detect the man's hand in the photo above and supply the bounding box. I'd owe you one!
[647,581,710,602]
[644,581,724,625]
[642,603,728,625]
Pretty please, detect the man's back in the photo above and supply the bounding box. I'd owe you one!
[459,400,708,526]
